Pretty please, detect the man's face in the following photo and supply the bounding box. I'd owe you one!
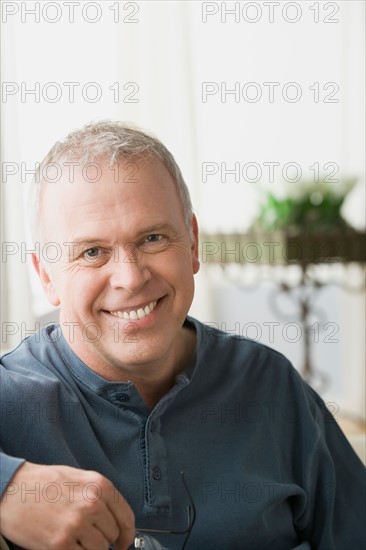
[35,157,200,378]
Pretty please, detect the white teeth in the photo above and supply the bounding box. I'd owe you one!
[137,308,145,319]
[110,301,157,320]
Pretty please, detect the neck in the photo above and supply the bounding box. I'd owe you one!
[128,326,196,410]
[63,320,197,410]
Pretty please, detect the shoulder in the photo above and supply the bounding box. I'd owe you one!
[189,315,296,376]
[1,324,68,392]
[187,316,320,411]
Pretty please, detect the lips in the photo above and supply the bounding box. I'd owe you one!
[108,300,158,320]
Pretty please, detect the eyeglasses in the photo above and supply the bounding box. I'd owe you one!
[133,471,196,550]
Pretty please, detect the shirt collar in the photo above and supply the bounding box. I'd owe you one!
[50,317,200,396]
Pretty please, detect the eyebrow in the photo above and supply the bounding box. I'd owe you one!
[67,240,108,249]
[64,240,111,258]
[136,223,174,235]
[68,224,175,248]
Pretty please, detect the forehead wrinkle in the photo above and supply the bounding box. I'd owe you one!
[40,158,186,246]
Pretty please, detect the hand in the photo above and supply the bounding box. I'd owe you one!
[0,461,135,550]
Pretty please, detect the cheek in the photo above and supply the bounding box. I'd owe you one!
[167,257,195,297]
[157,253,192,283]
[54,268,106,306]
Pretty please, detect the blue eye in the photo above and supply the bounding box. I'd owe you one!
[140,234,168,253]
[79,247,110,266]
[145,234,163,243]
[81,248,106,263]
[84,247,100,258]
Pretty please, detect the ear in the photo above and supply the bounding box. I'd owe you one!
[32,253,60,307]
[190,214,200,274]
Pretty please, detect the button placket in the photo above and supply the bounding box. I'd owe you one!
[117,393,130,403]
[144,414,170,509]
[152,466,162,481]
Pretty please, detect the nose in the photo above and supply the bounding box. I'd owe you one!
[109,244,152,293]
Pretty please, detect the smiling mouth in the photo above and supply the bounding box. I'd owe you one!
[108,300,158,321]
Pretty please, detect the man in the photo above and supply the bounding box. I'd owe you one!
[1,121,365,550]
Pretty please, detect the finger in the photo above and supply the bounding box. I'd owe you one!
[57,540,84,550]
[77,525,110,550]
[92,505,120,544]
[104,487,135,550]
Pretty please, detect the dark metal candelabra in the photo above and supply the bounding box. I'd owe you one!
[200,230,366,393]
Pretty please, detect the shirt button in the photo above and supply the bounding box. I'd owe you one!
[118,393,130,402]
[152,466,161,480]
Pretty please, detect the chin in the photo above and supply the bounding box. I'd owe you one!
[103,342,166,369]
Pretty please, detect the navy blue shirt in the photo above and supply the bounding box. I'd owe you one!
[1,317,365,549]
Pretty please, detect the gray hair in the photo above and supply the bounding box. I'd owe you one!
[29,120,194,244]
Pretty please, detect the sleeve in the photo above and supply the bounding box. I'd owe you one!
[0,451,26,498]
[1,361,26,498]
[293,382,366,549]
